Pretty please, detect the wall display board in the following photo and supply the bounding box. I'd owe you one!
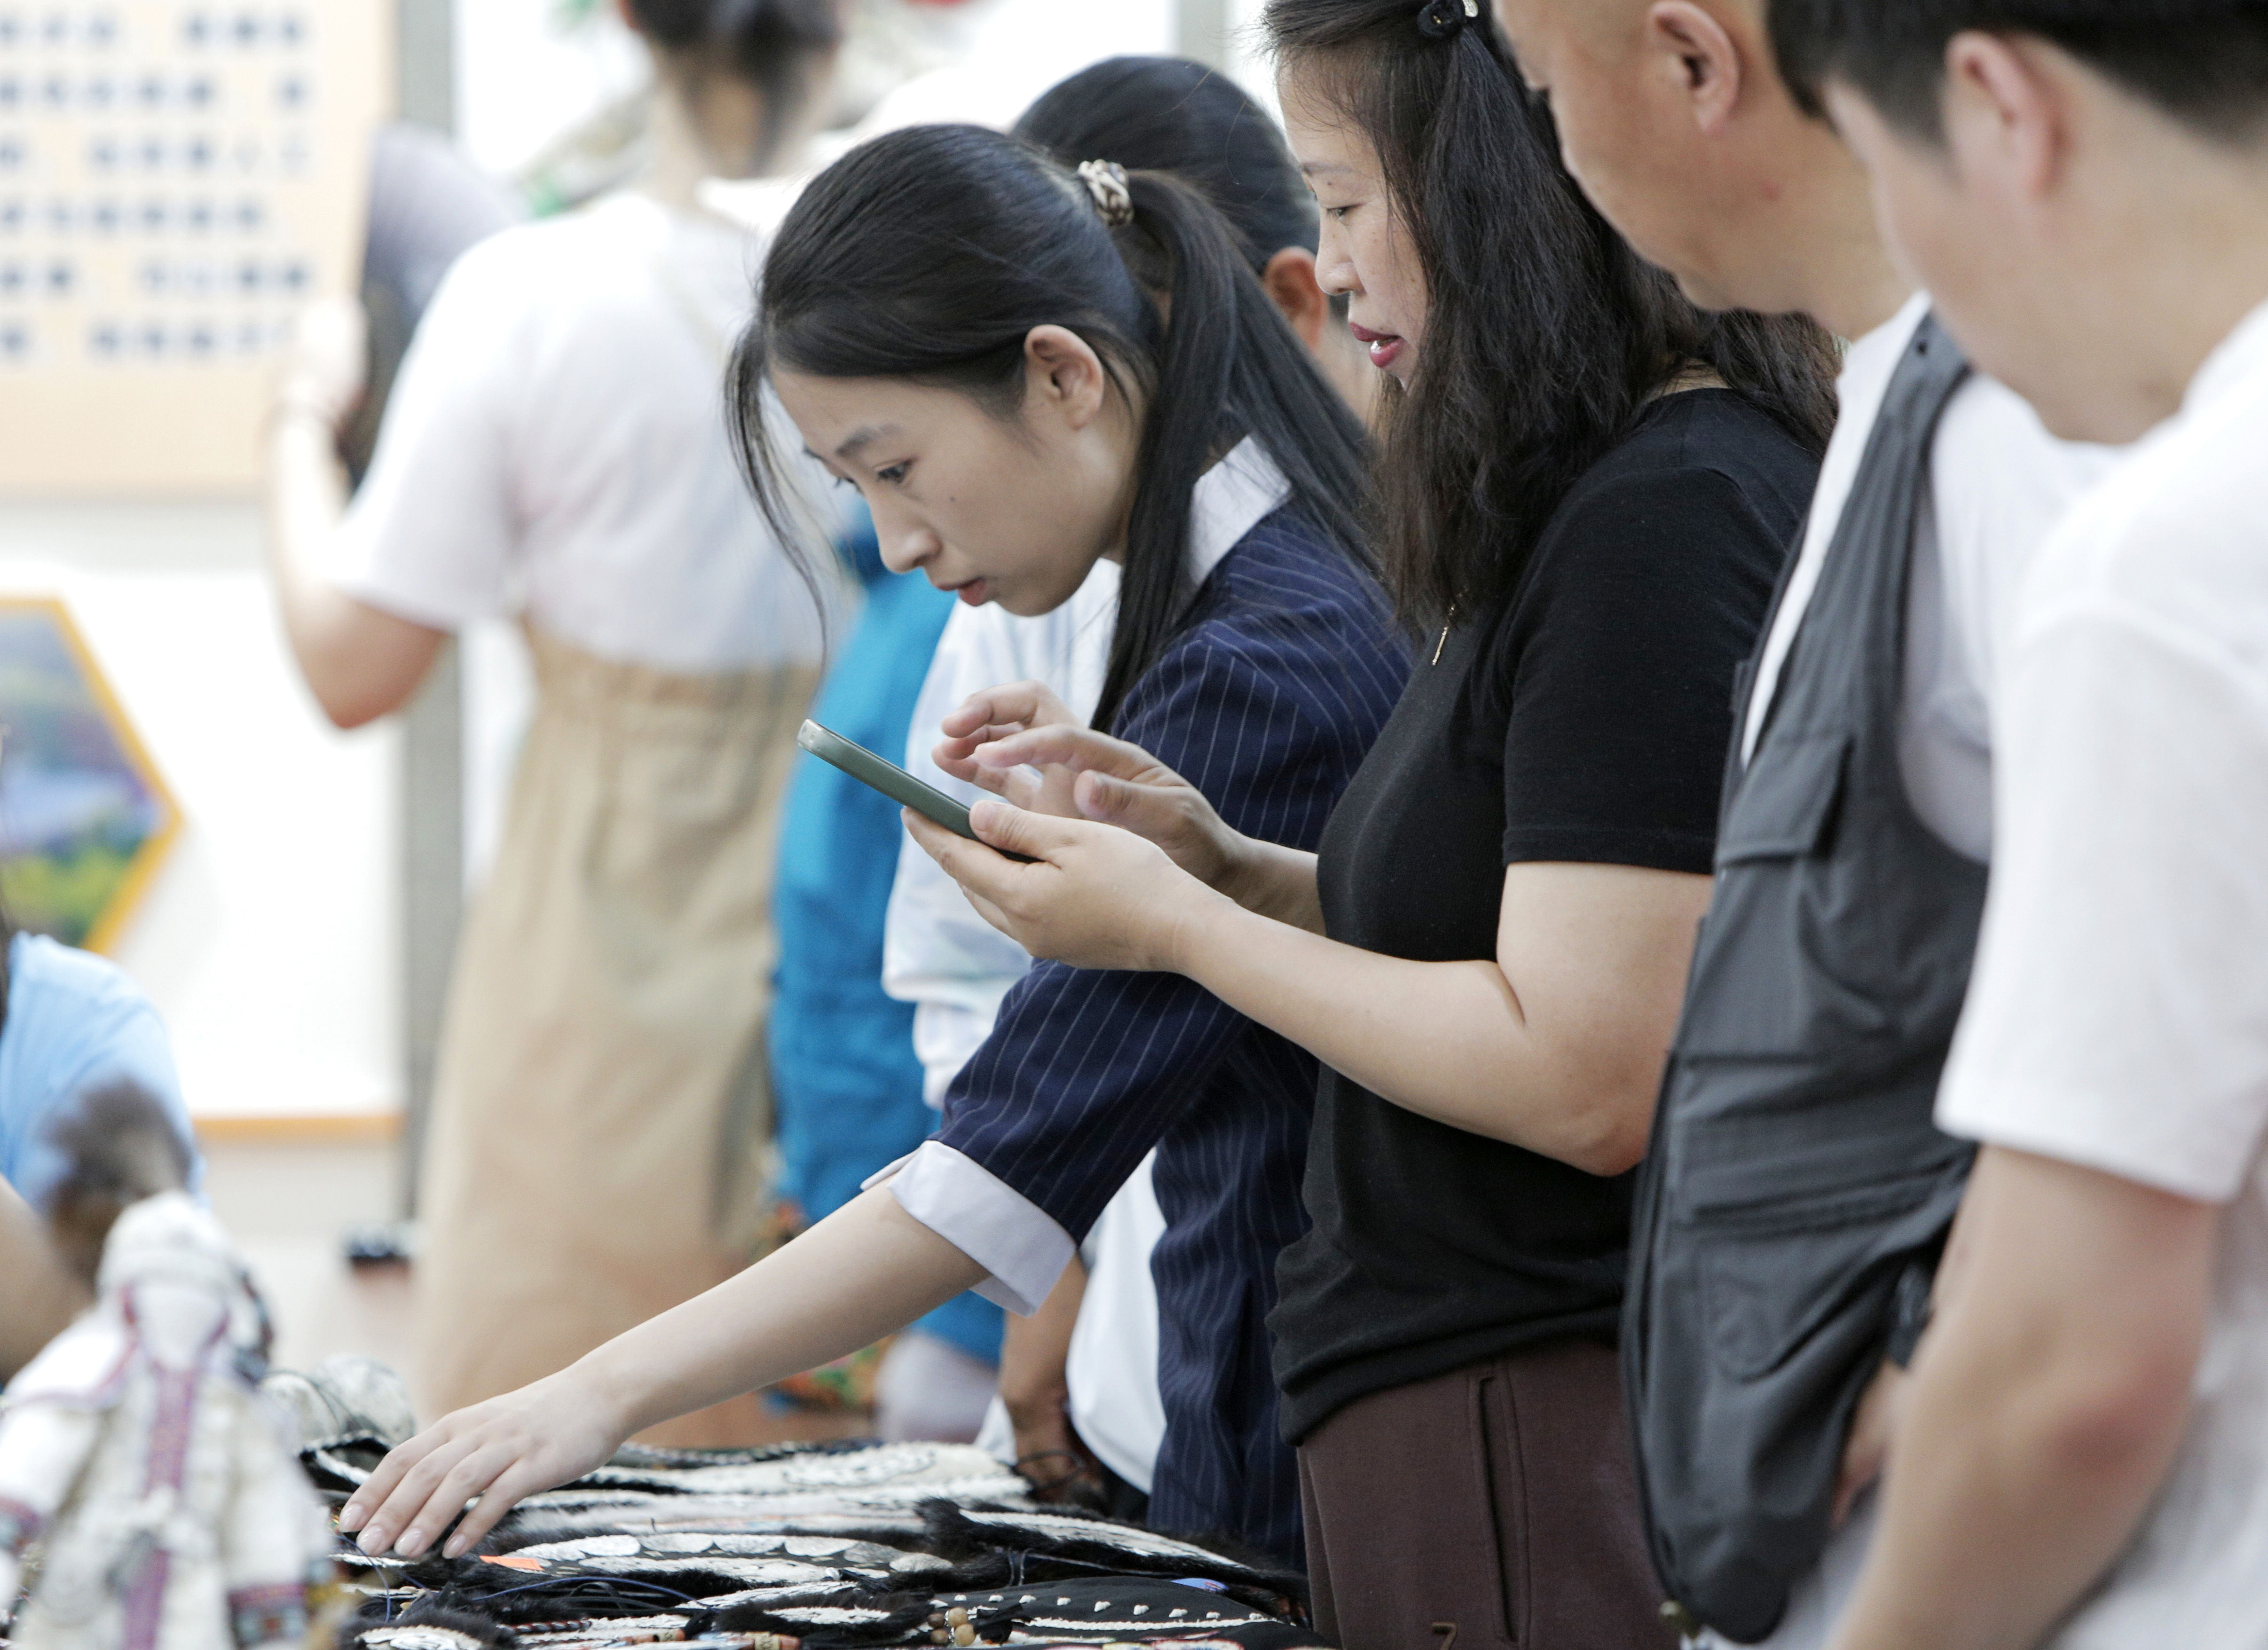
[0,1,390,495]
[0,593,179,950]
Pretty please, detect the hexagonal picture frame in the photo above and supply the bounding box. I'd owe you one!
[0,596,181,953]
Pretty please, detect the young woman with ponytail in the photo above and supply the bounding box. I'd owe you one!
[339,123,1409,1564]
[906,3,1838,1645]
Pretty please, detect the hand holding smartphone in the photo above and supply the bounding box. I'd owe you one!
[797,720,1038,862]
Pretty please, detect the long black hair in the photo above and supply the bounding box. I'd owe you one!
[732,123,1376,731]
[1013,56,1320,275]
[1266,0,1841,627]
[628,0,840,161]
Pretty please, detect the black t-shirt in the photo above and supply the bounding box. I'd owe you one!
[1269,389,1819,1441]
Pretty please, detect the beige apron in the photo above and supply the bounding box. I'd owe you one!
[414,627,819,1446]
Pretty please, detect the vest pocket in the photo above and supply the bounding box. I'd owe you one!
[1695,1168,1951,1380]
[1715,732,1849,866]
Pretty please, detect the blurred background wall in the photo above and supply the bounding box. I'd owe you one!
[0,0,1280,1140]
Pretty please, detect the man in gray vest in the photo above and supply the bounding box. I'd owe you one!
[1488,0,2111,1643]
[1776,7,2268,1650]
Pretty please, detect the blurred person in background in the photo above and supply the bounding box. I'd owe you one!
[263,0,845,1444]
[0,897,199,1386]
[878,54,1375,1490]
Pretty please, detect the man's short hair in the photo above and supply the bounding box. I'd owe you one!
[1769,1,2268,141]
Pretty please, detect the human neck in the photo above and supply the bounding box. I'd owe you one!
[2066,135,2268,436]
[1774,131,1913,339]
[639,72,717,217]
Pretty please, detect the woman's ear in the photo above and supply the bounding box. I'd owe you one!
[1024,325,1111,430]
[1260,248,1330,352]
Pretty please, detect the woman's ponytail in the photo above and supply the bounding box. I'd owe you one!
[1099,167,1375,728]
[1097,172,1249,730]
[740,125,1376,733]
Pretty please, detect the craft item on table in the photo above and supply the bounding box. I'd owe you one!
[0,1190,330,1649]
[261,1355,419,1455]
[313,1436,1322,1650]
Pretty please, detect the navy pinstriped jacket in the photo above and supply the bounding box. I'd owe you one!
[936,511,1409,1563]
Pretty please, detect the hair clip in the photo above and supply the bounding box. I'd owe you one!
[1416,0,1479,40]
[1077,159,1134,228]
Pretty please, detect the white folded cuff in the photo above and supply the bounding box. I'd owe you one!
[862,1140,1074,1317]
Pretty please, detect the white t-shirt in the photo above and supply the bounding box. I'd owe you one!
[1706,297,2113,1650]
[1063,1150,1169,1493]
[334,191,831,674]
[1742,296,2114,859]
[1933,296,2268,1650]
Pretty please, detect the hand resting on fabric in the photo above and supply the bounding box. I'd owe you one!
[336,1364,630,1561]
[337,1188,986,1560]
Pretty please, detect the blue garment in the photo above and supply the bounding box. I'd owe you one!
[0,931,199,1211]
[770,521,1002,1367]
[939,513,1410,1560]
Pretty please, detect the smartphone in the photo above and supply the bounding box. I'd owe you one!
[797,719,1036,861]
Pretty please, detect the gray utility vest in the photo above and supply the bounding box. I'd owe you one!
[1624,317,1987,1644]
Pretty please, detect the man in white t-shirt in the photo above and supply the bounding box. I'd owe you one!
[1485,2,2105,1642]
[1763,6,2268,1649]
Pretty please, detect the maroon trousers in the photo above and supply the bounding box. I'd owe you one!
[1297,1339,1677,1650]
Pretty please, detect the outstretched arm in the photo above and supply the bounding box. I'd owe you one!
[1827,1147,2213,1650]
[339,1188,985,1559]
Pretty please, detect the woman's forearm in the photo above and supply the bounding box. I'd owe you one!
[266,409,348,639]
[1219,840,1324,932]
[1168,889,1658,1174]
[915,808,1703,1175]
[264,411,447,729]
[576,1187,990,1437]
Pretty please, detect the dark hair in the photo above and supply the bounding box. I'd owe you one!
[1266,0,1840,626]
[1013,56,1320,275]
[1770,0,2268,140]
[628,0,841,157]
[732,123,1376,731]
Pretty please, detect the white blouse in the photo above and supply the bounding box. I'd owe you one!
[333,191,833,675]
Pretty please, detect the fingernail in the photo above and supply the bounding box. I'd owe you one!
[354,1528,385,1556]
[394,1528,423,1556]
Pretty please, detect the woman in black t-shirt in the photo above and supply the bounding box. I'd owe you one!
[908,4,1834,1646]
